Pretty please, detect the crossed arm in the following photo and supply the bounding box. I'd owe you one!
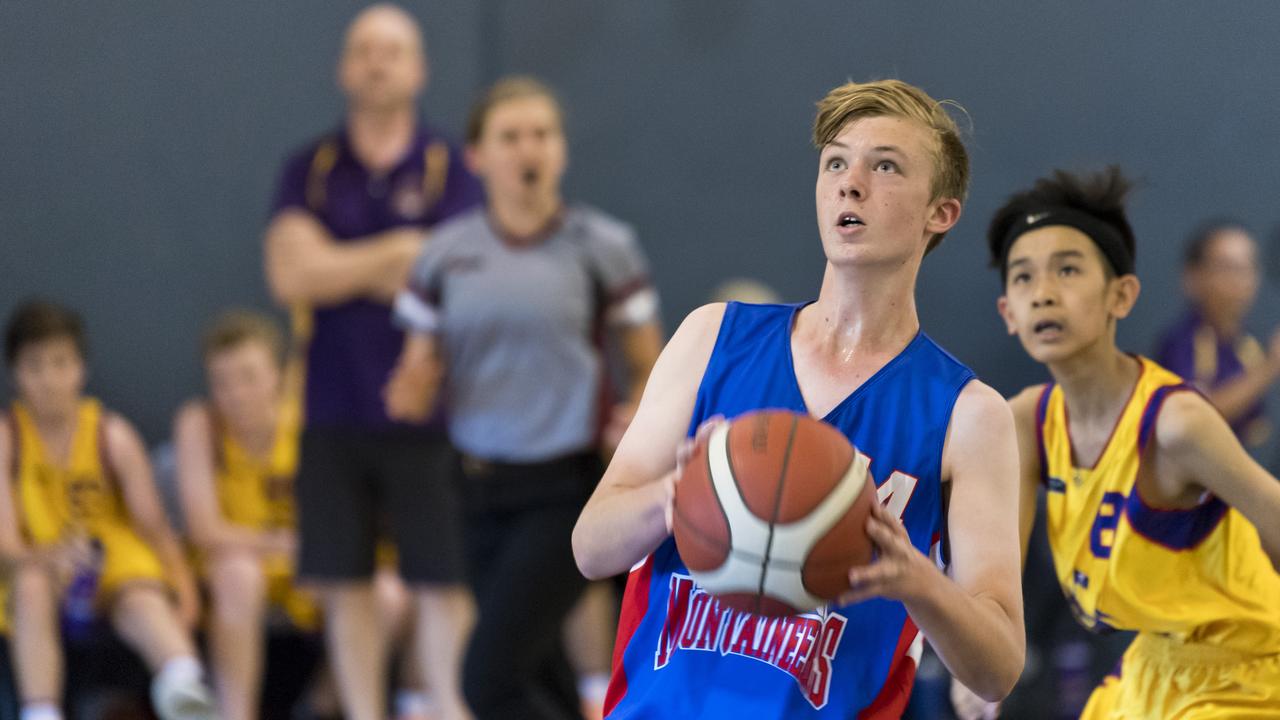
[264,209,425,307]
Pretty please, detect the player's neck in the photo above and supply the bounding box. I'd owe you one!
[802,262,921,355]
[25,400,80,464]
[488,194,563,241]
[225,402,279,458]
[24,399,78,433]
[347,107,416,173]
[1048,344,1140,426]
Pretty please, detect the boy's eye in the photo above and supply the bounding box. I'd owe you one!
[1010,272,1030,284]
[874,160,898,172]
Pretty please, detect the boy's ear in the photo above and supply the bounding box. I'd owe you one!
[1109,274,1141,320]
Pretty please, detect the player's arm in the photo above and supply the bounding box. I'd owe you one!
[105,413,200,626]
[843,381,1025,701]
[172,401,275,556]
[264,209,426,307]
[1199,328,1280,424]
[573,303,724,580]
[948,385,1044,719]
[1008,386,1046,565]
[0,416,30,567]
[1156,391,1280,571]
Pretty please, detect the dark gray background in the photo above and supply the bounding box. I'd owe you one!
[3,0,1278,446]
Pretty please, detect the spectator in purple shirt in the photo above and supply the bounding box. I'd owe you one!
[1155,221,1280,452]
[263,5,482,720]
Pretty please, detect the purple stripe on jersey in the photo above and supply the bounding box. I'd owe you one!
[1123,488,1228,551]
[271,123,482,429]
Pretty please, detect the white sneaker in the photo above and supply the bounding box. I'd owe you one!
[150,676,221,720]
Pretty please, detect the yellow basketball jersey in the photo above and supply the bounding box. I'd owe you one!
[214,395,300,531]
[1037,356,1280,654]
[11,398,130,544]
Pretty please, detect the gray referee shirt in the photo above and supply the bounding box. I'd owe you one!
[394,205,658,463]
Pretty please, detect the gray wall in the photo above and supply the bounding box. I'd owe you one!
[3,1,1279,444]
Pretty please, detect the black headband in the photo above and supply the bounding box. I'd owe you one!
[1000,206,1133,277]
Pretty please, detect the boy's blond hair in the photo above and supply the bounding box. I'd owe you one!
[813,79,969,253]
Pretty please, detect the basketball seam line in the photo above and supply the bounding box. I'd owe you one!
[755,414,798,616]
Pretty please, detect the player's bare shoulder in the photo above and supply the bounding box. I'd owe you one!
[1007,383,1049,430]
[942,379,1017,485]
[649,302,727,389]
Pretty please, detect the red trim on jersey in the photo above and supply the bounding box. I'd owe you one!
[603,556,654,717]
[857,617,920,719]
[607,275,653,305]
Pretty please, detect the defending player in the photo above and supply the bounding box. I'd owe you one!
[0,300,218,720]
[988,167,1280,717]
[174,310,319,720]
[572,79,1025,717]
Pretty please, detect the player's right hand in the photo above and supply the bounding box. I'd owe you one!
[30,532,95,589]
[667,415,726,532]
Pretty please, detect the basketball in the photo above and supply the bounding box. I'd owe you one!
[672,409,877,617]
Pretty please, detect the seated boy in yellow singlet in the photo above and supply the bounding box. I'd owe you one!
[975,168,1280,719]
[0,300,219,720]
[173,310,320,720]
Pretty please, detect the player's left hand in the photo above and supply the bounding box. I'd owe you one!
[838,500,937,604]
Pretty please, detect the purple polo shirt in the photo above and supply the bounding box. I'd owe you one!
[271,122,483,430]
[1155,308,1270,448]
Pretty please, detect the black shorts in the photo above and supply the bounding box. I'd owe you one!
[296,427,466,584]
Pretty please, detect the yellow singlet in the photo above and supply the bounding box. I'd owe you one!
[210,395,317,630]
[10,398,165,602]
[1035,356,1280,718]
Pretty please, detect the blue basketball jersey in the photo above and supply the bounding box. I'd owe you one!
[604,302,975,719]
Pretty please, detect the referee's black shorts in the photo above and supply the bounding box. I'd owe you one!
[295,427,466,585]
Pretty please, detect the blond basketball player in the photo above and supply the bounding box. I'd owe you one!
[572,79,1025,717]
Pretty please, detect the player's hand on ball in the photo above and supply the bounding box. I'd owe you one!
[666,415,725,533]
[839,500,933,604]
